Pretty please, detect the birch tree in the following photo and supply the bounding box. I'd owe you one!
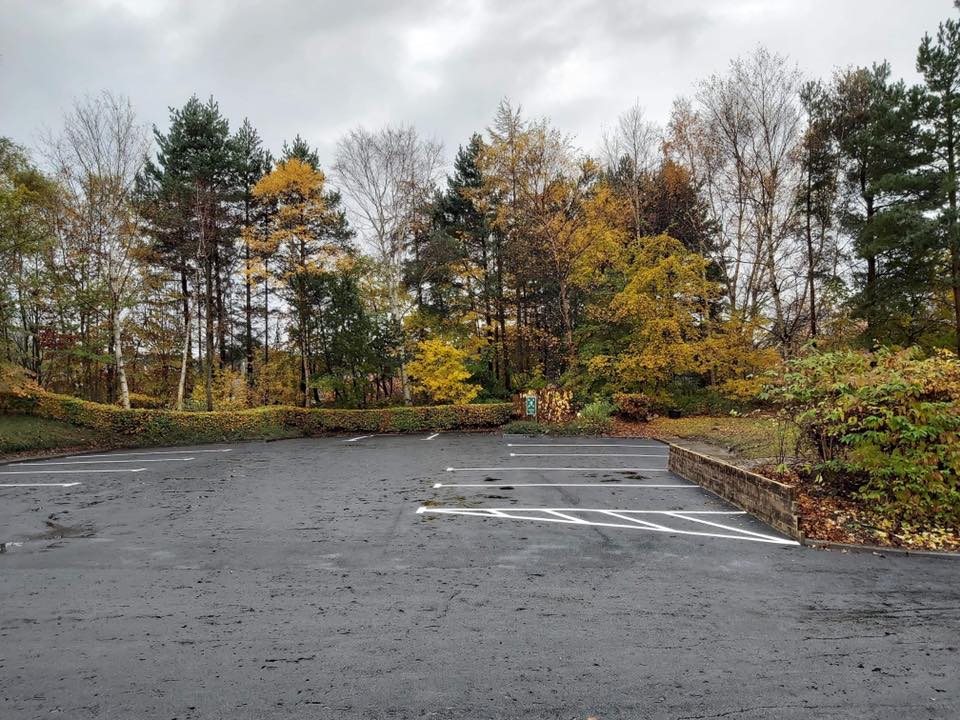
[333,125,443,402]
[43,92,148,408]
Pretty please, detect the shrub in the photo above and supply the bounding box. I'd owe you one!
[0,385,514,447]
[766,347,960,525]
[613,392,654,421]
[501,420,550,435]
[565,399,615,435]
[122,392,167,410]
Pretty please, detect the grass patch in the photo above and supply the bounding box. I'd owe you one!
[616,414,797,460]
[0,415,100,454]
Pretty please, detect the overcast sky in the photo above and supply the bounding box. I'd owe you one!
[1,0,954,171]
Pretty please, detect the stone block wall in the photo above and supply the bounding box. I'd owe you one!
[668,444,800,539]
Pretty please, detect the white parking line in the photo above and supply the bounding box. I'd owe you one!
[416,506,797,545]
[11,457,194,466]
[62,449,232,459]
[426,432,440,440]
[433,482,694,488]
[421,507,745,514]
[509,452,666,458]
[345,435,372,442]
[446,466,673,473]
[507,443,666,449]
[663,511,789,542]
[0,482,82,487]
[0,468,146,475]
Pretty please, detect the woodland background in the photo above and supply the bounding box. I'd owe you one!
[4,12,960,414]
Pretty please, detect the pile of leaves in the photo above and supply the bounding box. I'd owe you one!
[795,479,960,551]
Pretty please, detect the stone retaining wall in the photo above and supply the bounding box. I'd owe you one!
[668,444,800,539]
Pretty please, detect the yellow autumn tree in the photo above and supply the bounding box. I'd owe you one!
[587,233,716,387]
[407,339,480,405]
[251,158,345,407]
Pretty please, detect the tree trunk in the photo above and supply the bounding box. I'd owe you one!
[244,232,254,386]
[106,313,116,404]
[399,360,411,404]
[263,260,270,365]
[558,277,576,363]
[214,244,226,370]
[180,268,192,374]
[114,307,131,410]
[176,295,191,411]
[204,259,214,411]
[805,170,818,338]
[300,323,311,408]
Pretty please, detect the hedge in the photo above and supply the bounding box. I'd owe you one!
[0,387,514,448]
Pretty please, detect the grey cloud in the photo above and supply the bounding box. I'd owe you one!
[0,0,952,173]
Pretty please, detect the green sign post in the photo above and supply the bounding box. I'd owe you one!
[524,394,538,417]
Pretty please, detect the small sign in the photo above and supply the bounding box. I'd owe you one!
[524,394,537,417]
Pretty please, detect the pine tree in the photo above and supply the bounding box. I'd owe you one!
[229,119,271,388]
[832,65,939,345]
[918,11,960,352]
[140,95,233,410]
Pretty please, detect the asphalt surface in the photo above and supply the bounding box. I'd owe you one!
[0,433,957,719]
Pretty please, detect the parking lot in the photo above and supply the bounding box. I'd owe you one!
[1,433,958,719]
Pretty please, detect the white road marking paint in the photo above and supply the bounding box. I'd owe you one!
[423,507,745,514]
[12,457,194,467]
[61,449,232,459]
[599,510,673,531]
[416,506,797,545]
[445,466,673,473]
[433,482,694,488]
[0,468,146,475]
[426,432,440,440]
[509,452,666,458]
[662,511,789,542]
[345,435,372,442]
[0,482,82,487]
[506,443,666,449]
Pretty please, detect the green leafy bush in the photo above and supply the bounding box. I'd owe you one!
[766,347,960,525]
[566,399,615,435]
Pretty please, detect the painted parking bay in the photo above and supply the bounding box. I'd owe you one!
[422,438,799,546]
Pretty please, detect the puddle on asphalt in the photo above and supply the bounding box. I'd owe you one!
[34,520,96,541]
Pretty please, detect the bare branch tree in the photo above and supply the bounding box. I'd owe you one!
[601,103,662,239]
[333,125,443,402]
[42,91,149,408]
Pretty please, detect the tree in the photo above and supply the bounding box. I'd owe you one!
[832,65,938,346]
[918,12,960,353]
[0,139,57,375]
[584,233,716,388]
[602,103,661,241]
[796,80,842,339]
[141,95,233,410]
[42,92,149,409]
[407,338,480,404]
[694,47,805,350]
[333,125,443,402]
[251,158,350,407]
[229,119,271,388]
